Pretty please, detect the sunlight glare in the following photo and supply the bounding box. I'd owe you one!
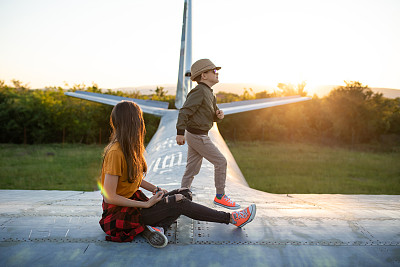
[97,180,108,199]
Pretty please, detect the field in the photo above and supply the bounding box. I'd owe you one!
[0,144,103,191]
[229,141,400,194]
[1,142,399,194]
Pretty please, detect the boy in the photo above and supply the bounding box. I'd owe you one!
[176,59,240,210]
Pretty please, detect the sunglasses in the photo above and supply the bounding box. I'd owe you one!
[210,69,218,74]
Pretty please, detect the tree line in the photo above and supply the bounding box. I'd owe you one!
[1,80,399,148]
[0,81,165,144]
[218,81,400,148]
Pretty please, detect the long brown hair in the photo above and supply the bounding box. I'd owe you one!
[103,101,147,183]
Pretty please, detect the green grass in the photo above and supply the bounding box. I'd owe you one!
[0,144,103,191]
[228,141,400,194]
[1,142,399,194]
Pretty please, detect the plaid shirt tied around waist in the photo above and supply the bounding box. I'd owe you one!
[99,190,149,242]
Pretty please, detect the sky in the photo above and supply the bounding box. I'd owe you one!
[1,0,400,93]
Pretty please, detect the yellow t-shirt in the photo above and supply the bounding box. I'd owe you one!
[101,142,143,198]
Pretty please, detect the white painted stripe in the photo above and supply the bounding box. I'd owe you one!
[162,155,170,169]
[177,152,183,166]
[170,154,175,167]
[153,157,161,172]
[148,160,155,173]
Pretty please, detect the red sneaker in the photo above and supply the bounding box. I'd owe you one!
[213,194,241,210]
[231,204,256,228]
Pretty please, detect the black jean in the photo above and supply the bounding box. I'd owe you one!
[141,188,231,231]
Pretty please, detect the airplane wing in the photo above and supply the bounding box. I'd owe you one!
[66,91,311,117]
[64,90,170,117]
[218,95,311,115]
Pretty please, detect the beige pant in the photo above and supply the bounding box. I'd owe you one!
[181,131,227,194]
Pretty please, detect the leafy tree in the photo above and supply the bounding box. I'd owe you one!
[11,79,30,91]
[241,88,256,100]
[277,83,296,96]
[276,81,307,97]
[325,81,386,145]
[216,91,240,103]
[155,86,166,97]
[297,81,307,97]
[255,90,271,99]
[387,98,400,135]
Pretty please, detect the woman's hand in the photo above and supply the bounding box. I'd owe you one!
[145,191,164,208]
[153,186,168,195]
[161,188,168,194]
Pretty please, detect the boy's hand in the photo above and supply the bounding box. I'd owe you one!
[176,135,185,145]
[216,110,224,119]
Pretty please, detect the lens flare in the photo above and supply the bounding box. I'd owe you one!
[97,180,108,199]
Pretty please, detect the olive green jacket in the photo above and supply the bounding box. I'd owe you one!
[176,82,221,135]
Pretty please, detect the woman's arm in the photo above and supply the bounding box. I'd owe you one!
[103,174,163,208]
[141,179,168,195]
[140,179,157,193]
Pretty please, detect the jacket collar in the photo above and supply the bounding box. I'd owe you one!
[198,82,213,92]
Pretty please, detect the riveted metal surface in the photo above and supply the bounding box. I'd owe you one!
[1,111,399,266]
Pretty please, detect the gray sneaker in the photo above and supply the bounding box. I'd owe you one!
[142,225,168,248]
